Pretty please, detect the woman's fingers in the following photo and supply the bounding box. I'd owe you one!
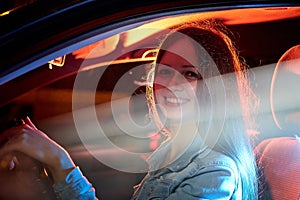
[0,117,37,145]
[24,116,37,130]
[8,156,19,170]
[0,134,25,158]
[1,127,62,167]
[0,126,22,146]
[0,124,32,142]
[0,128,51,160]
[0,154,19,171]
[0,126,42,162]
[0,122,76,183]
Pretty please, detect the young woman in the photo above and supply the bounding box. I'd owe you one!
[0,19,258,199]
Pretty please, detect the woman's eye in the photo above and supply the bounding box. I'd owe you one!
[158,69,172,75]
[184,71,201,80]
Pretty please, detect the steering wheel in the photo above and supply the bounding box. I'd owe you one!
[0,108,58,200]
[0,151,58,200]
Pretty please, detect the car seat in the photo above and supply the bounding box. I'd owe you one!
[255,45,300,200]
[255,136,300,200]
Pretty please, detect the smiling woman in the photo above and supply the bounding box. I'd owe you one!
[140,19,258,200]
[154,49,200,120]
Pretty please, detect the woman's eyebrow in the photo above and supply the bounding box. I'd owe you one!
[182,65,198,69]
[158,63,200,70]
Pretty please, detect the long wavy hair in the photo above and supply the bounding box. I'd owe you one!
[146,19,258,200]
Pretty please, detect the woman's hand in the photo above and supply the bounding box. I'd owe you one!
[0,117,76,184]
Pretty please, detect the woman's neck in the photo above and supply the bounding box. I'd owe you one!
[165,120,199,163]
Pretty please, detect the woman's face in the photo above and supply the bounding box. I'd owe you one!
[154,37,201,121]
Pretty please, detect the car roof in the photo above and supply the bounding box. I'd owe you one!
[1,0,299,80]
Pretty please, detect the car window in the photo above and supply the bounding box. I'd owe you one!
[1,5,300,200]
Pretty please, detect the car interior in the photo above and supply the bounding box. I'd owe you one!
[0,3,300,200]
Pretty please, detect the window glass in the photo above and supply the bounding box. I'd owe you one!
[1,6,300,200]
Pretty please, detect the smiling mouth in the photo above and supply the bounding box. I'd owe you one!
[164,96,189,104]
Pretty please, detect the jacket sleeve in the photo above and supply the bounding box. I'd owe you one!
[53,167,98,200]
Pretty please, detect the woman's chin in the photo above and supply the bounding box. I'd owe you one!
[163,110,193,122]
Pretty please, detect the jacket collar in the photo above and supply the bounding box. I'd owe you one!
[147,133,207,172]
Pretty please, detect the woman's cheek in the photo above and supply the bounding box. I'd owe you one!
[153,82,165,90]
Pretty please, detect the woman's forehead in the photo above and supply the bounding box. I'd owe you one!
[160,37,199,66]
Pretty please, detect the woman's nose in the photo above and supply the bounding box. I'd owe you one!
[168,73,185,91]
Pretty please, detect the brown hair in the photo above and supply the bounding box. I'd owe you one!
[146,19,258,200]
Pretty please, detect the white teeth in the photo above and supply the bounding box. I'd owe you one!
[165,97,187,104]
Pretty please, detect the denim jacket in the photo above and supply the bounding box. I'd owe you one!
[54,134,241,200]
[53,167,97,200]
[131,133,242,200]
